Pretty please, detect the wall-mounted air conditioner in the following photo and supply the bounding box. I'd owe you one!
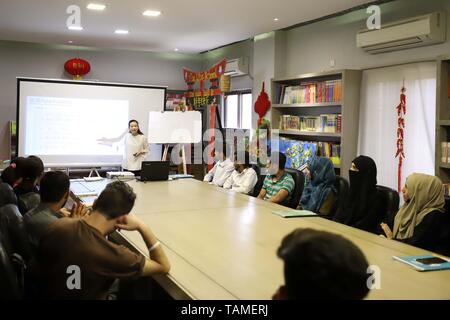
[357,11,446,54]
[224,57,249,77]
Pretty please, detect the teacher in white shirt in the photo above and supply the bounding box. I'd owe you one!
[203,143,234,187]
[123,119,148,176]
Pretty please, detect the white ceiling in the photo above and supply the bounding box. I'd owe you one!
[0,0,374,53]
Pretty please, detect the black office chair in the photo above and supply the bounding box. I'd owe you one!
[250,164,263,197]
[285,168,305,209]
[445,196,450,215]
[17,192,40,215]
[376,185,400,230]
[0,204,32,263]
[0,232,22,299]
[0,182,17,208]
[251,164,261,177]
[252,174,266,197]
[330,176,350,218]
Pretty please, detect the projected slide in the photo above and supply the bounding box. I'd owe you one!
[18,78,165,167]
[24,96,128,155]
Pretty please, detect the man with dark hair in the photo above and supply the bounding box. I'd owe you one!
[258,151,295,206]
[14,155,45,195]
[273,228,370,300]
[36,180,170,299]
[203,142,235,187]
[223,151,257,194]
[24,171,86,251]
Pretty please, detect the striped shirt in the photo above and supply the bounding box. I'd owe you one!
[262,172,295,206]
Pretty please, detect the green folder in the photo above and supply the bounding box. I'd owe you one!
[272,210,318,218]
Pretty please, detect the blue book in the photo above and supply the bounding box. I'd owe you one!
[393,254,450,272]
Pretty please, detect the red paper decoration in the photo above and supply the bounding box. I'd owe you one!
[183,59,227,107]
[64,58,91,80]
[395,85,406,193]
[254,82,271,127]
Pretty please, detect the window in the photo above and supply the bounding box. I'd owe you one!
[222,91,252,129]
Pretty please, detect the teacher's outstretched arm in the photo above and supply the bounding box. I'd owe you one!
[96,128,128,146]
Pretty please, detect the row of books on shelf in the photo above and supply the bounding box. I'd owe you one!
[279,114,341,133]
[441,142,450,163]
[278,79,342,104]
[443,183,450,197]
[276,138,341,170]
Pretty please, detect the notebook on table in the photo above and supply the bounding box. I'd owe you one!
[272,210,318,218]
[393,254,450,271]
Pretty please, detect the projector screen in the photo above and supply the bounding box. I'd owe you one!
[17,78,166,167]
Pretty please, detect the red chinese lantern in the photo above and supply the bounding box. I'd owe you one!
[64,58,91,80]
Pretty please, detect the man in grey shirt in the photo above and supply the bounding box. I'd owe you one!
[24,171,87,252]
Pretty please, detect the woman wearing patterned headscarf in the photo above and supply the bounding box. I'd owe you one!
[381,173,450,255]
[299,157,336,215]
[334,155,385,233]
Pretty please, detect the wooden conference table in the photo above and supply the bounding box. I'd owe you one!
[109,179,450,300]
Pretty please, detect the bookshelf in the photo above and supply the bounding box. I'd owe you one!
[271,70,361,179]
[436,58,450,182]
[278,130,341,138]
[273,102,342,108]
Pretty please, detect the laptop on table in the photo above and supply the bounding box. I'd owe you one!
[138,161,170,181]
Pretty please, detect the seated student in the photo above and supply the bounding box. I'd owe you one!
[334,155,385,233]
[257,152,295,206]
[35,180,170,299]
[12,156,44,214]
[14,155,44,196]
[0,157,27,187]
[203,143,235,187]
[24,171,88,252]
[299,157,336,215]
[0,158,24,206]
[273,228,370,300]
[381,173,450,256]
[223,151,258,195]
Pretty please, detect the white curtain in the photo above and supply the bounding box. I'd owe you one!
[358,62,436,193]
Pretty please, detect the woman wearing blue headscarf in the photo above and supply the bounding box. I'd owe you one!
[300,157,336,214]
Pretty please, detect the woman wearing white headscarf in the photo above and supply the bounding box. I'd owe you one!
[381,173,450,256]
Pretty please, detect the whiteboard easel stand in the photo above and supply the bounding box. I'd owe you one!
[162,144,187,175]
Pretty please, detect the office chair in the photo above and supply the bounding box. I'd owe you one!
[0,182,17,208]
[0,232,22,299]
[376,185,400,230]
[0,204,32,263]
[285,168,305,209]
[331,176,350,218]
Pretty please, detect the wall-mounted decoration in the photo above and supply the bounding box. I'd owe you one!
[64,58,91,80]
[183,59,226,108]
[395,84,406,192]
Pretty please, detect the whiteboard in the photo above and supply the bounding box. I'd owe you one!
[148,111,202,144]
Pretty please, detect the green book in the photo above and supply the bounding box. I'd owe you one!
[272,210,318,218]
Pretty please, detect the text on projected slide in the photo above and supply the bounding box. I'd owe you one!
[25,96,129,155]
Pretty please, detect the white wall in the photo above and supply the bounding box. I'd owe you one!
[0,40,202,158]
[285,0,450,76]
[200,39,254,91]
